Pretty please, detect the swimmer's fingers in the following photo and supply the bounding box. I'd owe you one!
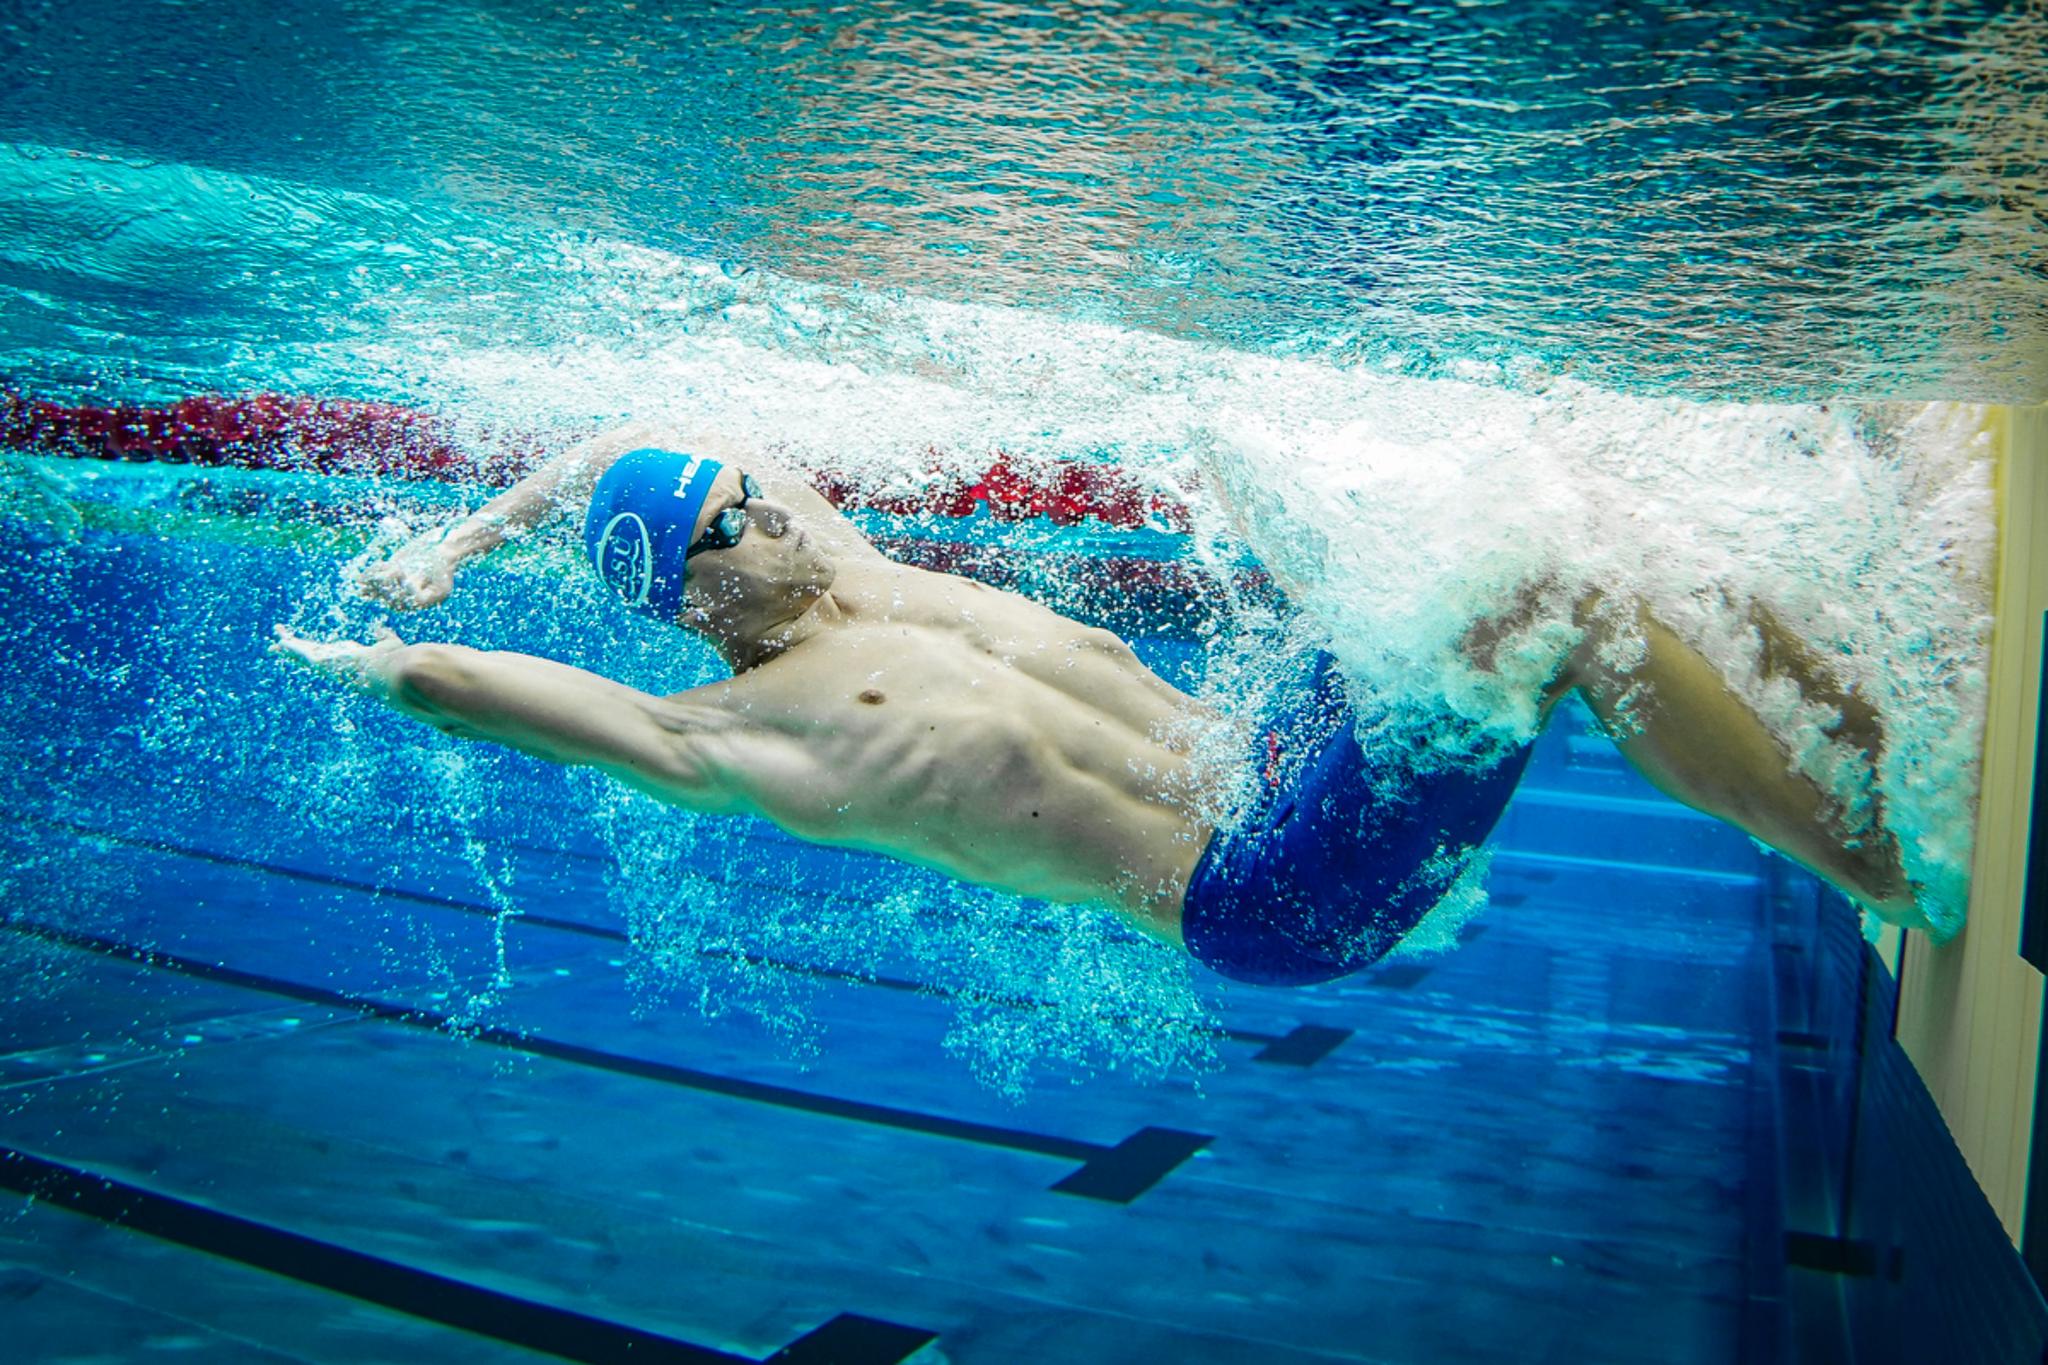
[269,622,307,659]
[409,559,455,608]
[353,558,403,602]
[271,622,345,665]
[354,558,418,607]
[355,553,453,610]
[270,623,407,693]
[270,623,342,672]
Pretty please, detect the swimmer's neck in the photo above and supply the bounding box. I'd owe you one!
[707,586,853,673]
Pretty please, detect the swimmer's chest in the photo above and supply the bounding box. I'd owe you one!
[731,626,1062,737]
[705,632,1070,839]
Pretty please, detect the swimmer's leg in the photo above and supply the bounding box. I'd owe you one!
[271,626,726,809]
[1554,596,1920,927]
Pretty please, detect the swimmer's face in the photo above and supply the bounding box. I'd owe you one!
[679,466,836,627]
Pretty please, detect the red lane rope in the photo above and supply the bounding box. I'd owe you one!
[0,391,516,482]
[2,391,1192,532]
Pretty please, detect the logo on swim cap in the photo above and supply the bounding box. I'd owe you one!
[582,446,722,623]
[593,511,655,605]
[672,456,710,499]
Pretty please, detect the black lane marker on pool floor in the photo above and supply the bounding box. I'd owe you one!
[1250,1025,1353,1067]
[1364,963,1434,990]
[768,1315,943,1365]
[1050,1127,1216,1202]
[1783,1230,1880,1278]
[6,920,1211,1203]
[32,816,1351,1068]
[0,1143,935,1365]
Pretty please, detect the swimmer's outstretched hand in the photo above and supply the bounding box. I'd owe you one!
[271,623,406,698]
[357,531,457,611]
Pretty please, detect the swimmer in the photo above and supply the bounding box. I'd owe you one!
[273,423,1921,987]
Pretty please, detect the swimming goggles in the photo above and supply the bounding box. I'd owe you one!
[685,472,762,558]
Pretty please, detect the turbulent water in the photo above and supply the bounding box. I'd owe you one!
[0,0,2030,1083]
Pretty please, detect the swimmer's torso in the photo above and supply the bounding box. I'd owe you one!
[666,562,1212,933]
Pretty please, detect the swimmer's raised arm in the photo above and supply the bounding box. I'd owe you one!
[361,420,700,610]
[270,624,748,812]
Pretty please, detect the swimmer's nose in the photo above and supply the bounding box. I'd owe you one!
[752,499,793,537]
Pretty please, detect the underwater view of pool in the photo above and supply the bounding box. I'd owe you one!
[1,2,2043,1361]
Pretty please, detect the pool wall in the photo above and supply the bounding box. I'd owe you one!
[1891,403,2048,1255]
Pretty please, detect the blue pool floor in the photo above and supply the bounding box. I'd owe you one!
[0,700,1786,1364]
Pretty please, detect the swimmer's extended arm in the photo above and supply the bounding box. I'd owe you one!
[272,625,738,809]
[360,420,680,610]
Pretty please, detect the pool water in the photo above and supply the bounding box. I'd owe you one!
[0,1,2043,1361]
[2,489,1791,1362]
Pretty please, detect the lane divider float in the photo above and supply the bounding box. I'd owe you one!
[0,390,1193,530]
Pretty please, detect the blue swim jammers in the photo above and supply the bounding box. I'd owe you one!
[1182,655,1533,987]
[583,447,725,622]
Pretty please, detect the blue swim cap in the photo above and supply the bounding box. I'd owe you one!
[583,447,724,621]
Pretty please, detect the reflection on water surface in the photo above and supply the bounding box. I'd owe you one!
[0,0,2041,398]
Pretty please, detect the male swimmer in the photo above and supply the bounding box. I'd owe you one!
[273,424,1923,987]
